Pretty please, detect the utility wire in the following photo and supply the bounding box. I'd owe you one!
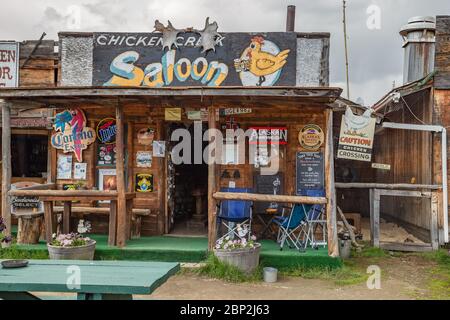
[343,0,350,100]
[401,95,427,125]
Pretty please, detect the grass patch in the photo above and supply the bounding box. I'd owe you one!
[353,245,389,258]
[280,259,367,286]
[0,246,48,260]
[420,249,450,299]
[191,254,263,283]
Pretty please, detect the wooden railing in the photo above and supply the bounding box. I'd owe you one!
[335,183,441,190]
[212,192,327,205]
[15,183,56,191]
[8,189,118,198]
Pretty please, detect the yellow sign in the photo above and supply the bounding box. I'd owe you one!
[165,108,182,121]
[298,124,324,150]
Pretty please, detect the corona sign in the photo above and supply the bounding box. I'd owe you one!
[51,108,96,162]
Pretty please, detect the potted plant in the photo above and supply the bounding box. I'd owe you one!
[47,233,96,260]
[75,180,87,190]
[214,232,261,274]
[0,218,13,249]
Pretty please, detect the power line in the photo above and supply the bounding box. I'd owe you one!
[342,0,350,100]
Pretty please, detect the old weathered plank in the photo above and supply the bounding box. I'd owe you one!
[115,104,127,247]
[325,109,338,257]
[335,183,441,190]
[379,242,433,252]
[213,192,327,205]
[207,106,217,251]
[63,201,71,234]
[430,192,439,250]
[8,189,118,198]
[108,200,117,246]
[43,201,53,243]
[1,101,12,236]
[372,190,380,248]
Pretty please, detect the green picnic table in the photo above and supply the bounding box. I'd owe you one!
[0,260,180,300]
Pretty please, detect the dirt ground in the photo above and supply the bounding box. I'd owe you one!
[360,218,424,244]
[148,254,440,300]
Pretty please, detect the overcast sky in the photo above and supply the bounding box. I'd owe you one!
[0,0,448,105]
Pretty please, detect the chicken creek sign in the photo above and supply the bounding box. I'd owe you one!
[92,32,296,87]
[337,107,376,162]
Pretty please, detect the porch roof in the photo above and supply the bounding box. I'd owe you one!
[0,86,342,109]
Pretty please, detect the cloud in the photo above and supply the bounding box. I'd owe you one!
[0,0,448,105]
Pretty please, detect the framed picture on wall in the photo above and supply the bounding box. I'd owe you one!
[98,168,117,203]
[98,168,117,191]
[57,154,72,179]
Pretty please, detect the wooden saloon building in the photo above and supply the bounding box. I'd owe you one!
[0,19,343,256]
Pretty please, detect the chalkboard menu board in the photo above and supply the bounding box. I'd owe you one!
[254,173,284,214]
[296,152,324,194]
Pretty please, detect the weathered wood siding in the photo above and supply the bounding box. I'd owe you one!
[19,40,57,87]
[373,89,433,241]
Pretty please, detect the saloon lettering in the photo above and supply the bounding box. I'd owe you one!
[105,50,228,87]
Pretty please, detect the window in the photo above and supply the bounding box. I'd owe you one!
[11,134,48,178]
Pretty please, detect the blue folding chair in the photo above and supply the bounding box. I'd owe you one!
[216,188,253,241]
[297,189,327,249]
[299,204,327,249]
[273,204,308,251]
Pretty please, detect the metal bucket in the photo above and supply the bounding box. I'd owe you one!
[47,240,96,260]
[263,267,278,283]
[339,239,351,259]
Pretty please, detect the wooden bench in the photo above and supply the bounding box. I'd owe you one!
[53,206,150,239]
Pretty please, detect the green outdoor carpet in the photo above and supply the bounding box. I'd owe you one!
[8,234,341,269]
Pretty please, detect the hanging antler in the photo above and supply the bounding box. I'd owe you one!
[153,19,183,51]
[193,17,222,53]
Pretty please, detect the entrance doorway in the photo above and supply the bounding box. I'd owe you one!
[167,122,208,236]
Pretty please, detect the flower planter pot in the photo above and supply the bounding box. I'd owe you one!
[214,243,261,273]
[47,240,96,260]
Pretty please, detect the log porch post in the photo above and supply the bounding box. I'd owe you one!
[207,106,218,251]
[325,108,339,257]
[1,100,11,237]
[115,103,127,247]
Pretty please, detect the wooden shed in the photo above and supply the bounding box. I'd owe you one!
[333,15,450,251]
